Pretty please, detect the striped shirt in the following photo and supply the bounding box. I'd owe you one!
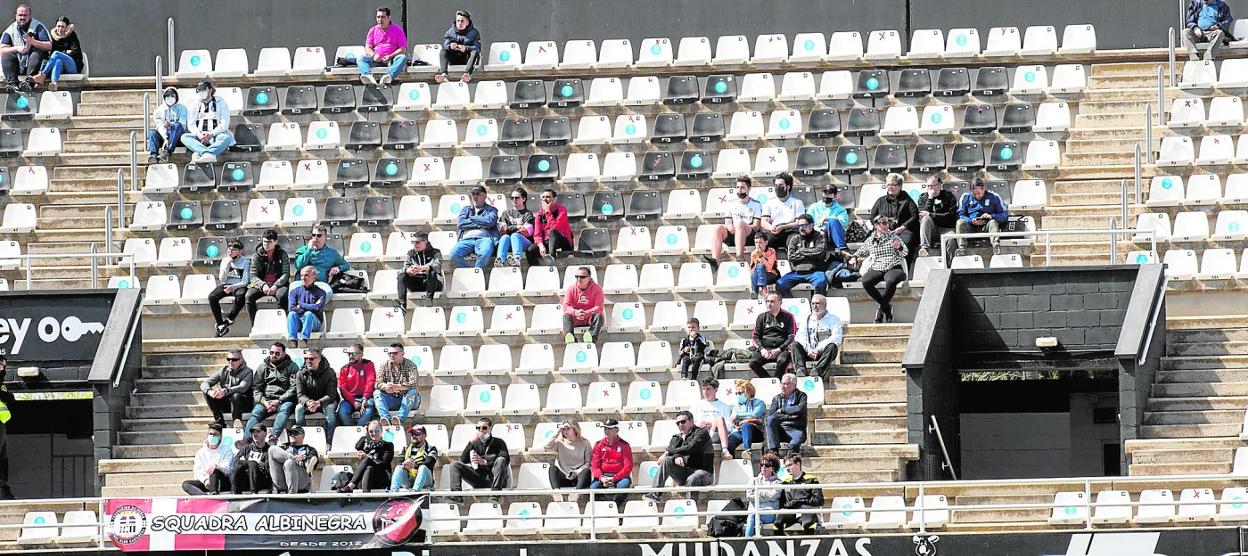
[854,231,908,272]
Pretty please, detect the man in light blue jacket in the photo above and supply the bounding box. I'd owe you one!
[209,240,251,338]
[180,79,235,163]
[450,184,499,269]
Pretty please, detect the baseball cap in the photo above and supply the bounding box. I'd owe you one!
[470,185,487,195]
[208,423,225,433]
[822,184,839,194]
[603,419,620,429]
[250,423,267,432]
[288,426,305,436]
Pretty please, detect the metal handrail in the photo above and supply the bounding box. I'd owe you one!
[128,132,138,192]
[928,415,958,480]
[166,19,175,78]
[115,170,125,230]
[154,56,162,93]
[943,227,1158,266]
[1168,27,1177,86]
[1157,66,1166,128]
[1146,103,1154,164]
[1135,143,1143,205]
[142,93,150,143]
[19,252,135,290]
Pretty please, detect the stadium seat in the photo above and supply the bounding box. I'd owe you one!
[1187,174,1223,205]
[517,343,555,375]
[484,304,526,336]
[1048,64,1086,94]
[1217,487,1248,521]
[405,306,447,338]
[1169,97,1206,129]
[1035,101,1072,132]
[944,28,980,58]
[1022,140,1059,170]
[394,82,431,111]
[1133,212,1172,242]
[611,114,648,144]
[543,382,583,414]
[738,73,775,102]
[864,29,901,60]
[9,165,45,196]
[1171,211,1210,241]
[1090,490,1133,524]
[21,127,59,157]
[826,31,863,60]
[485,41,521,71]
[35,91,71,120]
[1171,488,1214,522]
[523,40,559,70]
[713,35,749,65]
[896,68,932,97]
[881,105,918,136]
[1209,97,1244,127]
[176,49,212,78]
[908,495,950,528]
[816,70,853,100]
[602,264,639,295]
[1219,59,1248,87]
[501,383,540,415]
[827,496,868,529]
[1214,210,1248,240]
[623,75,661,106]
[56,510,97,545]
[1011,66,1049,96]
[908,29,944,59]
[16,512,58,546]
[1147,176,1184,207]
[1200,248,1237,280]
[1049,492,1090,525]
[1181,60,1217,89]
[865,496,907,529]
[725,110,764,140]
[1163,249,1199,280]
[650,300,688,331]
[716,459,754,486]
[1058,23,1097,53]
[463,502,504,535]
[778,71,816,101]
[674,37,711,66]
[1021,25,1059,55]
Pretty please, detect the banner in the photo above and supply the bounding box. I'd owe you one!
[0,290,114,363]
[104,496,428,551]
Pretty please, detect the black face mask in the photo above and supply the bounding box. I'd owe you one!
[736,190,749,199]
[776,187,789,198]
[822,196,836,204]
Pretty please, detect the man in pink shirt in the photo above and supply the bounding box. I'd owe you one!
[358,6,407,85]
[562,266,604,344]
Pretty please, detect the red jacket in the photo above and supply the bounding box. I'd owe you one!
[337,360,376,407]
[591,436,633,481]
[533,203,573,244]
[563,280,604,324]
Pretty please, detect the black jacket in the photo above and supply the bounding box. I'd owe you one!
[404,246,443,281]
[664,426,713,474]
[786,230,827,273]
[232,438,269,468]
[294,359,339,406]
[918,189,959,228]
[354,436,394,467]
[459,435,510,467]
[50,24,83,70]
[871,192,919,234]
[767,389,809,426]
[249,243,290,289]
[780,472,824,508]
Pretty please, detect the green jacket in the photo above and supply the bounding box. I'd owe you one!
[252,355,300,406]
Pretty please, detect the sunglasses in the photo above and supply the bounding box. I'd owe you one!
[675,419,690,425]
[576,275,590,279]
[511,195,525,200]
[226,357,241,362]
[307,356,321,361]
[412,431,425,436]
[312,233,325,237]
[368,429,382,434]
[761,462,777,468]
[476,425,490,430]
[268,350,283,355]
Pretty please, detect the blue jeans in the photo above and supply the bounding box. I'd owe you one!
[244,401,294,433]
[41,51,77,82]
[589,477,632,505]
[822,219,848,251]
[181,131,235,156]
[495,232,532,263]
[745,504,779,537]
[776,270,828,297]
[450,237,497,269]
[752,266,778,294]
[390,465,434,492]
[765,414,806,452]
[295,401,337,443]
[726,422,763,453]
[374,389,421,421]
[334,397,376,428]
[358,54,407,78]
[286,311,321,341]
[147,122,186,155]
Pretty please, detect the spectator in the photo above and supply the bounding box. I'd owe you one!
[527,188,574,264]
[807,184,850,246]
[1185,0,1235,61]
[0,357,12,500]
[644,411,713,502]
[436,9,481,83]
[199,349,253,428]
[293,347,339,442]
[294,224,349,288]
[870,173,919,262]
[148,87,187,164]
[334,344,376,429]
[589,419,633,505]
[287,266,327,348]
[690,378,734,460]
[749,293,797,378]
[209,240,250,338]
[396,230,444,318]
[183,423,235,495]
[772,454,824,535]
[917,176,959,257]
[358,6,407,86]
[373,343,422,426]
[791,294,843,379]
[543,419,592,496]
[230,424,272,495]
[677,317,712,380]
[496,187,534,267]
[180,80,234,164]
[726,379,766,459]
[31,16,81,91]
[853,215,908,323]
[955,178,1009,256]
[390,425,439,492]
[244,342,299,436]
[748,233,779,297]
[704,176,762,270]
[760,173,806,250]
[775,214,828,297]
[562,266,604,344]
[246,230,290,324]
[339,420,394,493]
[267,426,319,494]
[765,374,808,456]
[0,5,49,92]
[450,184,499,269]
[744,453,783,537]
[448,417,511,492]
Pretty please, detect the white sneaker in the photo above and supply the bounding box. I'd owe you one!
[190,153,206,163]
[380,74,392,85]
[198,154,217,164]
[361,74,378,86]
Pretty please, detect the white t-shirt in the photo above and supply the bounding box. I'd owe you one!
[691,398,734,425]
[727,198,763,226]
[762,196,806,226]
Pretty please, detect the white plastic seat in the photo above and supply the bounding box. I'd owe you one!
[1048,65,1086,94]
[1173,488,1215,522]
[602,263,639,294]
[249,309,287,340]
[1215,210,1248,240]
[10,165,46,195]
[635,263,673,294]
[406,306,447,337]
[176,49,212,78]
[211,48,248,77]
[558,39,596,70]
[827,496,867,529]
[711,149,751,180]
[816,70,854,99]
[485,267,522,298]
[1133,212,1172,241]
[433,82,471,110]
[716,459,754,486]
[649,300,688,332]
[143,275,181,305]
[617,499,660,534]
[1169,97,1207,129]
[1209,97,1245,127]
[1049,491,1090,524]
[304,121,342,151]
[280,197,317,227]
[1187,174,1223,205]
[543,382,583,414]
[516,343,555,375]
[121,238,155,267]
[156,237,192,267]
[945,28,981,58]
[1219,58,1248,87]
[631,339,671,372]
[426,385,465,418]
[583,501,621,534]
[1011,179,1048,210]
[252,47,291,77]
[864,29,901,61]
[463,502,504,535]
[983,26,1022,56]
[675,262,713,292]
[560,343,600,374]
[293,159,329,190]
[663,190,702,220]
[394,82,432,111]
[1021,25,1058,55]
[324,307,365,340]
[1181,60,1218,89]
[634,37,672,67]
[607,302,646,333]
[561,152,600,183]
[420,119,459,149]
[1010,65,1049,94]
[345,232,383,263]
[250,160,294,192]
[908,29,944,59]
[827,31,864,61]
[56,510,96,545]
[22,127,60,157]
[624,75,661,105]
[584,77,623,108]
[614,226,653,256]
[288,45,326,75]
[611,114,648,143]
[725,110,764,140]
[989,253,1024,268]
[1171,211,1210,241]
[622,380,663,413]
[790,33,827,62]
[485,304,525,336]
[919,105,955,135]
[750,33,788,64]
[674,37,711,66]
[446,305,484,337]
[1217,487,1248,521]
[484,41,521,71]
[264,122,301,151]
[573,115,611,145]
[730,299,765,330]
[752,147,789,177]
[738,73,775,102]
[501,383,539,415]
[1059,23,1097,53]
[908,495,950,528]
[243,198,281,229]
[514,462,552,491]
[463,383,503,416]
[435,194,470,225]
[1157,136,1195,166]
[405,156,445,186]
[712,35,749,65]
[521,40,558,71]
[712,262,751,293]
[16,512,58,546]
[523,268,561,297]
[865,496,907,529]
[1022,140,1060,170]
[447,267,487,298]
[141,164,179,194]
[1147,176,1185,207]
[1163,249,1199,280]
[1030,102,1071,135]
[1229,173,1248,202]
[776,72,816,103]
[881,106,918,136]
[35,91,71,120]
[1131,490,1176,524]
[583,381,622,413]
[1200,248,1238,280]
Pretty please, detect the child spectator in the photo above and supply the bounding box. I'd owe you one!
[749,233,779,298]
[676,318,712,380]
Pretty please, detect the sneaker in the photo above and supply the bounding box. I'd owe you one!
[158,150,170,163]
[380,74,392,85]
[917,246,929,257]
[582,331,594,343]
[198,154,217,164]
[564,332,576,344]
[993,245,1002,255]
[215,323,230,338]
[954,248,966,257]
[361,74,378,86]
[721,449,733,460]
[434,73,449,84]
[233,419,243,429]
[701,254,720,272]
[643,492,661,502]
[741,449,753,461]
[148,154,158,165]
[460,73,472,83]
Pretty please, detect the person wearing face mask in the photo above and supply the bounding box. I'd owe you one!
[390,425,439,492]
[725,380,766,460]
[333,343,376,429]
[744,453,783,536]
[704,176,762,270]
[436,9,481,84]
[760,172,806,251]
[147,87,188,164]
[339,420,395,493]
[806,184,850,244]
[180,79,235,164]
[182,423,235,495]
[231,424,272,495]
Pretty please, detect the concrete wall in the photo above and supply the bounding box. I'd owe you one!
[961,413,1071,479]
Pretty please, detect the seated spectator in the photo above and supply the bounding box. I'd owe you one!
[955,178,1009,256]
[760,173,806,251]
[496,187,534,267]
[1185,0,1235,61]
[749,293,797,379]
[334,344,376,429]
[917,176,958,257]
[182,423,234,495]
[436,9,481,83]
[339,420,394,493]
[854,215,908,323]
[230,424,272,494]
[776,214,828,297]
[246,230,290,325]
[390,425,439,492]
[267,425,319,494]
[358,6,406,86]
[704,176,762,270]
[543,419,592,495]
[147,87,187,163]
[749,233,779,297]
[765,374,808,456]
[644,411,713,502]
[691,378,734,460]
[745,453,783,537]
[527,188,574,264]
[209,240,250,337]
[449,417,511,492]
[726,379,766,459]
[450,185,499,269]
[677,317,712,380]
[294,224,350,294]
[0,5,49,92]
[31,16,81,91]
[870,173,919,263]
[562,266,604,344]
[589,419,633,505]
[807,184,850,247]
[199,349,252,428]
[287,266,328,347]
[244,342,299,437]
[180,80,234,164]
[396,230,444,317]
[293,347,339,442]
[373,343,422,426]
[773,454,824,535]
[791,294,843,379]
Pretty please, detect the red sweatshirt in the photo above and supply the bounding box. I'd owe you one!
[562,279,604,325]
[337,360,376,408]
[591,436,633,481]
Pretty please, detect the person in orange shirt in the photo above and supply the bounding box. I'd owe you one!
[749,233,779,298]
[562,266,604,343]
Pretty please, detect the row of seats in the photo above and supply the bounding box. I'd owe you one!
[1155,135,1248,167]
[1135,211,1248,243]
[1145,174,1248,207]
[0,90,74,120]
[1156,248,1248,280]
[0,127,63,158]
[14,511,97,547]
[1049,488,1248,525]
[1179,58,1248,90]
[1167,97,1247,129]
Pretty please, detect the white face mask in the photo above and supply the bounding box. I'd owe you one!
[164,97,176,106]
[198,90,210,101]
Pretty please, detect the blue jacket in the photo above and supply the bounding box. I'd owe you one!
[287,282,327,320]
[958,190,1008,224]
[293,244,350,283]
[1188,0,1235,38]
[442,24,481,53]
[457,203,500,240]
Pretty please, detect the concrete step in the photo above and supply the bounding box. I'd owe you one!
[68,114,146,128]
[52,165,134,181]
[81,89,153,104]
[1128,448,1234,465]
[1067,127,1151,141]
[66,128,144,143]
[1053,178,1143,195]
[1156,368,1248,383]
[1163,355,1248,370]
[99,457,195,474]
[812,429,907,445]
[1074,100,1166,117]
[1148,396,1248,412]
[1075,112,1152,128]
[62,139,133,154]
[1064,138,1160,155]
[1062,151,1141,166]
[1128,461,1231,476]
[1167,340,1248,357]
[102,484,186,497]
[104,470,193,487]
[817,403,907,419]
[1140,422,1240,438]
[803,455,905,472]
[1047,192,1131,207]
[953,494,1052,523]
[1170,327,1248,343]
[1143,408,1243,425]
[814,416,907,433]
[1153,381,1248,397]
[825,387,906,405]
[1090,62,1178,78]
[1169,315,1248,330]
[826,374,907,390]
[832,363,907,377]
[114,443,203,458]
[76,101,144,117]
[839,349,904,365]
[1087,74,1168,89]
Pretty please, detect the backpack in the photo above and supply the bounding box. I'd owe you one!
[706,498,747,538]
[331,271,370,294]
[329,469,354,491]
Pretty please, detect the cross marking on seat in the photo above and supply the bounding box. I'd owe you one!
[745,306,755,316]
[422,163,432,172]
[260,206,269,214]
[145,203,155,209]
[768,155,777,163]
[302,163,313,171]
[385,311,396,319]
[1184,100,1193,107]
[629,228,639,235]
[1215,138,1222,144]
[538,46,547,53]
[504,312,513,320]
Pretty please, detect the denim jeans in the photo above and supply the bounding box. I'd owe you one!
[333,397,375,428]
[450,237,497,268]
[374,389,421,421]
[42,51,77,82]
[495,232,532,263]
[751,266,778,294]
[181,131,235,156]
[765,414,806,451]
[389,465,434,492]
[287,311,321,341]
[244,401,294,433]
[589,477,632,505]
[147,122,186,155]
[745,504,779,536]
[294,401,337,443]
[776,270,828,297]
[726,422,763,453]
[358,54,407,78]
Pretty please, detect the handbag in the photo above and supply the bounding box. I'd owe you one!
[845,219,871,243]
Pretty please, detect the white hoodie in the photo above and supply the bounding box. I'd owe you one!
[192,437,236,484]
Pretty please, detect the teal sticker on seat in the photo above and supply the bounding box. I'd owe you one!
[455,311,466,323]
[1000,146,1014,161]
[118,279,130,288]
[650,44,663,56]
[844,151,859,165]
[476,125,487,136]
[622,308,634,320]
[778,118,791,130]
[1063,506,1077,516]
[479,390,491,402]
[841,503,854,517]
[256,92,270,105]
[866,77,879,90]
[15,97,27,109]
[537,159,551,172]
[673,506,685,513]
[714,80,728,94]
[316,128,328,140]
[931,112,943,124]
[386,162,398,176]
[727,265,740,278]
[205,244,219,257]
[561,85,574,98]
[190,55,202,66]
[231,168,244,181]
[640,389,652,400]
[34,516,45,525]
[1161,177,1173,190]
[804,39,816,51]
[180,207,193,220]
[666,234,677,245]
[1232,222,1241,233]
[292,205,304,216]
[625,124,637,136]
[803,378,815,391]
[409,89,420,100]
[519,508,530,516]
[451,203,462,213]
[690,154,703,168]
[360,242,372,253]
[575,350,588,363]
[601,203,614,215]
[1135,253,1148,264]
[1024,71,1036,83]
[412,356,422,367]
[499,51,512,62]
[956,35,968,47]
[788,305,798,314]
[382,430,395,442]
[648,466,658,478]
